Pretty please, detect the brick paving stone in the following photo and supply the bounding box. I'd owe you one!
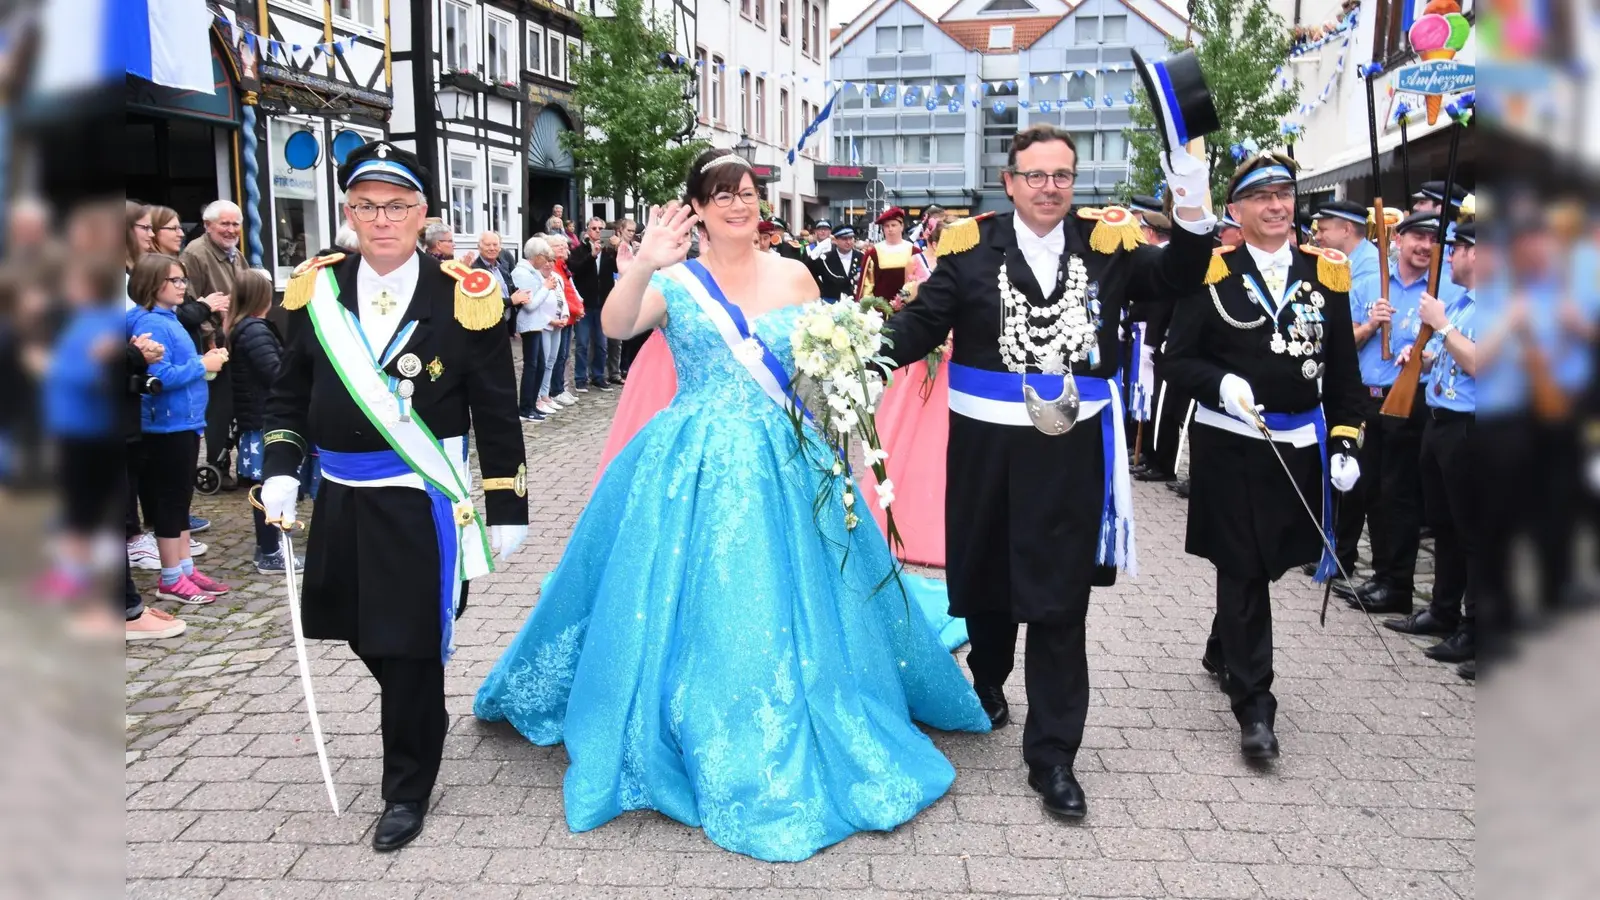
[125,389,1471,898]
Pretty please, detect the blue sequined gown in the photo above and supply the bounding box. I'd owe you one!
[474,269,991,862]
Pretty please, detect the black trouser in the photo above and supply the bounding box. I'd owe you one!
[1336,391,1424,593]
[357,652,448,804]
[126,438,160,538]
[1148,381,1189,477]
[125,557,145,619]
[620,332,649,375]
[204,370,234,474]
[1207,572,1276,727]
[1419,410,1476,634]
[606,336,623,383]
[965,613,1088,770]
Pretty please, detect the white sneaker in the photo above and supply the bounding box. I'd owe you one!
[555,392,578,405]
[189,538,208,557]
[536,399,560,415]
[127,534,161,571]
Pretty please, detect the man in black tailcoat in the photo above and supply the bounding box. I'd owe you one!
[1160,152,1366,759]
[882,123,1216,819]
[260,142,529,852]
[810,224,864,302]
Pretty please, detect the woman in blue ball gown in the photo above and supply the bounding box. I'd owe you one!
[474,149,990,862]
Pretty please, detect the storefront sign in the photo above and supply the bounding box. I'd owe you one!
[751,163,782,182]
[814,164,877,182]
[262,64,393,110]
[1394,60,1475,97]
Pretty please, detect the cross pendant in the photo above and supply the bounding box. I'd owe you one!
[374,289,397,315]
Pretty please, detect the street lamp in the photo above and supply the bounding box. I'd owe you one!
[734,133,757,163]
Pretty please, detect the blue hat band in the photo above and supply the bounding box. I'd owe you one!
[1153,62,1190,147]
[1315,210,1366,226]
[1232,165,1295,199]
[349,159,425,192]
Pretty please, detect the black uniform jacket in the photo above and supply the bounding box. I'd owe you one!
[882,211,1213,623]
[1160,243,1365,579]
[264,252,528,657]
[810,247,864,301]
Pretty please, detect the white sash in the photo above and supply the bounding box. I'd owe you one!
[302,268,494,585]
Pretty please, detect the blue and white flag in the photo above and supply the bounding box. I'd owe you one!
[121,0,215,93]
[790,89,841,164]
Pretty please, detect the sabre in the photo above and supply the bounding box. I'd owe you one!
[249,487,341,816]
[1238,408,1403,671]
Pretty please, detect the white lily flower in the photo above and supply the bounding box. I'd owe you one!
[842,490,855,508]
[876,479,896,509]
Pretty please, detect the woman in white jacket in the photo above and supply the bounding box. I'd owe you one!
[512,236,569,421]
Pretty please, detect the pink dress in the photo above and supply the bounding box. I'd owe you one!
[864,250,948,568]
[593,331,677,487]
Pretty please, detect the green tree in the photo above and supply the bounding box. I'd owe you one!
[564,0,708,217]
[1119,0,1298,206]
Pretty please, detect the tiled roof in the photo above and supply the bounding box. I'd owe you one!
[936,15,1066,53]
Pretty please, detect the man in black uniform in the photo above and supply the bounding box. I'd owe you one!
[260,142,529,852]
[1161,153,1366,759]
[883,123,1216,818]
[810,224,864,302]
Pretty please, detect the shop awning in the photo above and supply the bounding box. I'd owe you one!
[1297,115,1458,194]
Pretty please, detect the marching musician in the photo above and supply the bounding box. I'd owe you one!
[1160,152,1366,760]
[260,142,529,852]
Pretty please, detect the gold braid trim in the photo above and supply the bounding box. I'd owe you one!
[1079,206,1145,255]
[1300,245,1352,293]
[281,252,346,311]
[441,260,506,331]
[1205,246,1234,285]
[938,213,990,255]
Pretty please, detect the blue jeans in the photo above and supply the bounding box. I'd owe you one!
[551,326,574,396]
[573,316,608,386]
[519,331,548,415]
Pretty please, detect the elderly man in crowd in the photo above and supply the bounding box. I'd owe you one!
[423,222,457,261]
[178,199,247,489]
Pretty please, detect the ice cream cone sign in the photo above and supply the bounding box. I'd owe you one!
[1402,1,1474,124]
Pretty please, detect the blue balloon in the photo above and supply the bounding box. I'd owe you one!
[330,130,368,165]
[283,130,321,170]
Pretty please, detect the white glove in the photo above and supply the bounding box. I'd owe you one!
[490,524,529,562]
[1330,454,1360,493]
[1219,373,1259,424]
[1160,144,1211,210]
[261,476,301,528]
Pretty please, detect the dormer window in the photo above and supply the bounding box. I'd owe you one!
[980,0,1037,11]
[988,26,1014,49]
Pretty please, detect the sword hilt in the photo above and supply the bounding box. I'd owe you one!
[247,484,305,532]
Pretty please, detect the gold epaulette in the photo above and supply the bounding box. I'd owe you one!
[1077,206,1145,254]
[938,212,994,255]
[282,252,346,310]
[1204,244,1236,285]
[440,259,505,330]
[1299,244,1352,293]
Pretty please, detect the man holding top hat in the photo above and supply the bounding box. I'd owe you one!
[1159,151,1366,759]
[259,141,529,851]
[879,48,1219,817]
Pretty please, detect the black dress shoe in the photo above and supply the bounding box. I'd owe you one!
[1298,563,1318,577]
[373,801,426,852]
[1027,765,1088,819]
[1134,468,1176,483]
[974,684,1009,728]
[1333,578,1374,602]
[1345,585,1412,615]
[1456,659,1476,681]
[1383,609,1456,636]
[1168,479,1190,498]
[1200,650,1230,688]
[1424,631,1475,663]
[1240,722,1280,760]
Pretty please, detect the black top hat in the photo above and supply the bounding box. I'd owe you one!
[338,141,434,199]
[1131,49,1221,158]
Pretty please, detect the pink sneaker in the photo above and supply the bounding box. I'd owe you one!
[31,569,87,605]
[187,570,232,594]
[155,574,215,605]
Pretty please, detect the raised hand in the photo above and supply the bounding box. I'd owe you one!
[635,202,699,271]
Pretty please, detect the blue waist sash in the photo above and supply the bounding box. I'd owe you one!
[947,363,1135,573]
[318,446,463,663]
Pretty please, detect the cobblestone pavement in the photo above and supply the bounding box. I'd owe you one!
[127,385,1474,899]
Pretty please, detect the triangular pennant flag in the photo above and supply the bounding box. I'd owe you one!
[925,99,937,111]
[1019,100,1031,110]
[1038,100,1052,113]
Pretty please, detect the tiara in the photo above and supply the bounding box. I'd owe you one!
[703,154,753,172]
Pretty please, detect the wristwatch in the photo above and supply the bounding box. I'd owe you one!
[1436,323,1456,338]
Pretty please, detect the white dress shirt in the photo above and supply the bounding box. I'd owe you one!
[1012,213,1066,293]
[1244,239,1295,310]
[356,253,419,356]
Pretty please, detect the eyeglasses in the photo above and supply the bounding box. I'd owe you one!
[165,276,190,287]
[348,202,424,222]
[133,223,154,233]
[157,224,184,233]
[1239,188,1296,205]
[1009,170,1078,189]
[711,190,762,208]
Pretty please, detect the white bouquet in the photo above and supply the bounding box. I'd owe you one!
[787,300,904,553]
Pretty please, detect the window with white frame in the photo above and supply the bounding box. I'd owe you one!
[489,158,514,236]
[333,0,378,30]
[268,117,327,282]
[801,100,812,156]
[711,56,724,122]
[810,4,822,60]
[779,89,790,145]
[740,72,751,132]
[902,25,924,51]
[754,0,766,28]
[780,0,790,41]
[526,24,544,74]
[875,26,896,54]
[801,2,810,55]
[444,1,473,73]
[935,134,965,166]
[1102,15,1128,44]
[486,13,514,84]
[566,38,580,83]
[903,135,932,164]
[695,48,708,120]
[1075,17,1099,44]
[741,0,751,18]
[547,33,564,80]
[1101,131,1128,162]
[450,156,478,236]
[755,77,766,137]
